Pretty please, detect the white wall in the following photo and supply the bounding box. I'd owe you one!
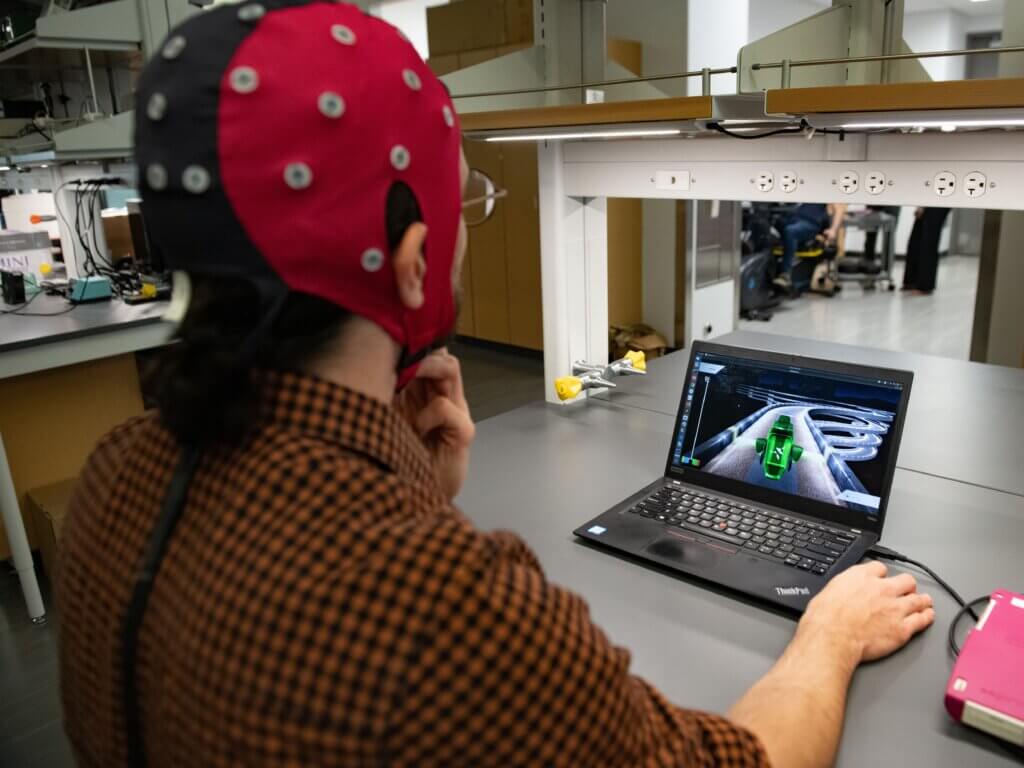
[607,0,688,97]
[964,13,1002,34]
[903,10,969,80]
[365,0,449,60]
[748,0,826,43]
[606,0,690,341]
[688,0,749,95]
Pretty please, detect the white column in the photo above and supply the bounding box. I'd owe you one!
[538,141,608,404]
[0,434,46,623]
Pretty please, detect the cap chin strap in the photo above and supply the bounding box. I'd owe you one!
[120,277,288,768]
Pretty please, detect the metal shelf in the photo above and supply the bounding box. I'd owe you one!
[52,110,133,161]
[0,0,142,88]
[0,41,140,73]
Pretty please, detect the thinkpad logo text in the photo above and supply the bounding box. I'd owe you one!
[775,587,811,596]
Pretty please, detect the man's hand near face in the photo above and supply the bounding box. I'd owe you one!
[395,349,475,500]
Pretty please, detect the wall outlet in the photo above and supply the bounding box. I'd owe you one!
[838,171,859,194]
[964,171,987,198]
[755,171,774,192]
[933,171,956,197]
[779,171,798,193]
[865,171,886,195]
[655,170,691,191]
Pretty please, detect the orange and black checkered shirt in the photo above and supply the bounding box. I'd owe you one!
[58,370,769,767]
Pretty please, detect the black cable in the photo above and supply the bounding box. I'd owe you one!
[947,596,991,658]
[870,544,978,620]
[7,304,78,317]
[706,121,807,140]
[0,291,43,313]
[0,291,77,317]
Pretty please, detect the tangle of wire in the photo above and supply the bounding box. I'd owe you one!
[54,178,140,299]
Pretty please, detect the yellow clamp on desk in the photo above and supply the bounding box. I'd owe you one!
[141,282,158,298]
[625,350,646,371]
[555,376,583,401]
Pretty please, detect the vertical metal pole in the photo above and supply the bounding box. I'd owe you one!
[701,67,711,96]
[580,0,607,103]
[0,433,46,624]
[106,64,120,114]
[781,58,792,88]
[83,48,99,116]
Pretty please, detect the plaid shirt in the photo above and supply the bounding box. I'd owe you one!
[58,370,769,767]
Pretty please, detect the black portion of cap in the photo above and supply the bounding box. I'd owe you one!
[134,0,313,283]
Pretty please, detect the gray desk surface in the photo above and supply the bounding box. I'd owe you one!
[0,294,171,379]
[458,398,1023,767]
[0,293,165,353]
[594,330,1024,498]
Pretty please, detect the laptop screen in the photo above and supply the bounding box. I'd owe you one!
[670,348,905,519]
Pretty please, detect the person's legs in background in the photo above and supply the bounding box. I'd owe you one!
[903,207,949,293]
[775,217,820,289]
[912,208,950,293]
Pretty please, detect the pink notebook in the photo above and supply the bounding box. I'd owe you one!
[945,589,1024,746]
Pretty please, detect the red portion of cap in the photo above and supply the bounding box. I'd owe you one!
[217,3,461,357]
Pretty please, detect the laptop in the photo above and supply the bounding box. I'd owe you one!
[574,341,913,612]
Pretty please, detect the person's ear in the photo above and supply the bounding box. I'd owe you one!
[392,222,427,310]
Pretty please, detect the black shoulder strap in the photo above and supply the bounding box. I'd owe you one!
[120,445,202,768]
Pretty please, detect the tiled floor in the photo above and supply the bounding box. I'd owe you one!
[740,256,980,361]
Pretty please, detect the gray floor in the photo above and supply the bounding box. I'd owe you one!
[1,570,75,767]
[0,258,978,766]
[450,339,545,422]
[740,255,980,361]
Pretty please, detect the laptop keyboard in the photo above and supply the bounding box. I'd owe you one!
[627,483,857,575]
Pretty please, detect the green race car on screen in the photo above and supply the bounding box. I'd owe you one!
[755,415,804,481]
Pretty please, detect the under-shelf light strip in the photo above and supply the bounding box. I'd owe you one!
[840,118,1024,130]
[484,128,683,142]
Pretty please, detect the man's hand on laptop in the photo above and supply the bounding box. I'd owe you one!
[801,559,935,664]
[728,562,934,768]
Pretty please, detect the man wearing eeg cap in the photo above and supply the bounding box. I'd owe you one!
[57,2,934,767]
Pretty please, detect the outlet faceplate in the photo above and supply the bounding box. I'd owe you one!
[779,171,798,193]
[934,171,957,197]
[838,171,859,194]
[964,171,987,198]
[655,170,691,191]
[756,171,774,192]
[865,171,886,195]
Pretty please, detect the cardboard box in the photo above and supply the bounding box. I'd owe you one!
[26,478,77,585]
[610,324,670,361]
[101,212,135,267]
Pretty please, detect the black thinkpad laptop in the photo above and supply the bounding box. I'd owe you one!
[574,341,913,612]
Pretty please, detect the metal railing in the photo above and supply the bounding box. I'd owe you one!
[450,66,736,100]
[450,44,1024,101]
[753,44,1024,88]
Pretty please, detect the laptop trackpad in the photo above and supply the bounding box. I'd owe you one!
[645,533,721,569]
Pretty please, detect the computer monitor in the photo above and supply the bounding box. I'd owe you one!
[667,343,911,530]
